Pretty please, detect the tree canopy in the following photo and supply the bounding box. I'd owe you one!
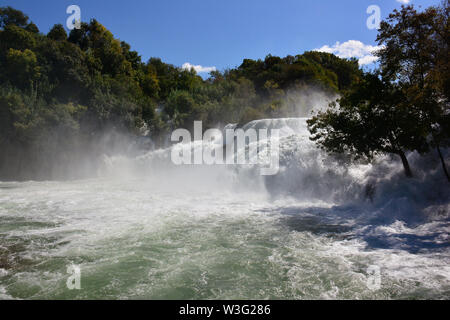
[0,6,365,179]
[308,2,449,180]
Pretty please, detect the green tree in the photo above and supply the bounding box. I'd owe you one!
[0,6,394,180]
[309,2,449,180]
[308,73,428,177]
[165,90,204,128]
[5,48,40,91]
[376,2,450,181]
[25,22,39,34]
[0,6,29,29]
[121,41,142,69]
[47,24,67,41]
[140,64,160,98]
[0,24,37,52]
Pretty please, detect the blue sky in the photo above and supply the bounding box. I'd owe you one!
[0,0,441,73]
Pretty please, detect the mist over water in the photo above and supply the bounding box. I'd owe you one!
[0,93,449,299]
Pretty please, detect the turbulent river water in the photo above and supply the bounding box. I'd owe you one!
[0,118,449,299]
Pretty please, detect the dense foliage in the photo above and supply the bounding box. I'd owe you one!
[0,6,361,179]
[308,2,449,180]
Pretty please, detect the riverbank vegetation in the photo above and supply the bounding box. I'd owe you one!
[308,2,449,180]
[0,2,448,181]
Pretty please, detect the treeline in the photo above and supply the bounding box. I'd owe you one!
[308,2,449,181]
[0,6,361,179]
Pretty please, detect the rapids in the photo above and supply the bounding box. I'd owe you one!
[0,118,449,299]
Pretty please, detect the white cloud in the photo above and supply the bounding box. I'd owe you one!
[358,55,380,66]
[396,0,411,4]
[182,62,216,74]
[314,40,383,66]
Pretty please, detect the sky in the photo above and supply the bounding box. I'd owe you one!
[0,0,442,74]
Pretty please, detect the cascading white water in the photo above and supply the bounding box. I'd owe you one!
[0,117,449,299]
[103,118,370,202]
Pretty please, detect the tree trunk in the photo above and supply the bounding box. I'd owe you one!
[437,146,450,182]
[398,151,413,178]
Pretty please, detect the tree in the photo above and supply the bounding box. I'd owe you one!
[303,51,361,90]
[67,22,90,50]
[376,3,450,181]
[309,2,449,180]
[121,41,142,69]
[0,6,385,180]
[0,6,29,29]
[47,24,67,41]
[0,24,37,52]
[25,22,39,34]
[5,48,40,90]
[140,65,160,98]
[308,73,428,177]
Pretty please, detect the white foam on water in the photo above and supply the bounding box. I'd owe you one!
[0,117,448,299]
